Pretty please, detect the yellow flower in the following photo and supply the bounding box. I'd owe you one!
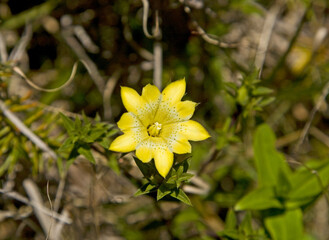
[109,79,210,178]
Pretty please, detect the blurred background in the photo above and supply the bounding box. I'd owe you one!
[1,0,329,239]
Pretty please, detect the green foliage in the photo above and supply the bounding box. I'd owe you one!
[235,124,329,239]
[287,160,329,208]
[134,157,193,205]
[0,98,61,177]
[235,187,284,211]
[253,124,291,188]
[225,70,275,118]
[216,118,240,150]
[265,209,304,240]
[58,113,116,165]
[218,210,267,239]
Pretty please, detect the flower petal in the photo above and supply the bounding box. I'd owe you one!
[142,84,161,107]
[121,86,156,126]
[175,100,196,121]
[136,137,174,177]
[109,128,148,152]
[154,149,173,178]
[121,86,147,115]
[153,101,171,124]
[181,120,210,141]
[117,112,143,131]
[171,138,191,154]
[162,78,186,103]
[152,138,174,178]
[141,84,161,124]
[153,100,196,125]
[109,133,137,152]
[160,122,191,154]
[136,137,153,163]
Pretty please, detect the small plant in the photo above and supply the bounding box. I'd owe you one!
[110,79,210,204]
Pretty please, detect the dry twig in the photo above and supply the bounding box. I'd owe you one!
[0,187,71,224]
[0,99,57,159]
[294,79,329,153]
[182,3,237,49]
[61,15,105,94]
[0,31,8,62]
[267,2,311,81]
[255,3,282,78]
[12,62,78,93]
[8,23,33,62]
[103,69,122,120]
[153,40,162,90]
[122,16,153,61]
[141,0,160,39]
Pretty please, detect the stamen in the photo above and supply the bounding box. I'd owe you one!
[147,122,162,137]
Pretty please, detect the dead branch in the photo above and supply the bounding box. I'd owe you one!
[0,99,57,159]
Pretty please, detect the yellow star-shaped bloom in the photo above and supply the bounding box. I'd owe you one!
[109,79,210,177]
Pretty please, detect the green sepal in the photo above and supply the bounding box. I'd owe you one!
[170,188,192,206]
[135,182,157,197]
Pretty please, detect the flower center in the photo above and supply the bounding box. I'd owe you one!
[147,122,162,137]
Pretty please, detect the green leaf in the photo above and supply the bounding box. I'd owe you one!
[276,168,292,197]
[0,126,10,138]
[259,97,275,107]
[176,163,184,177]
[85,129,106,142]
[58,138,74,153]
[99,128,118,149]
[177,173,194,183]
[98,137,111,149]
[286,159,329,207]
[252,86,274,95]
[239,211,253,236]
[174,157,190,174]
[133,157,156,179]
[82,111,91,125]
[217,230,239,239]
[225,209,237,230]
[265,209,303,240]
[135,182,157,196]
[157,185,172,201]
[224,82,238,91]
[170,189,192,206]
[235,187,283,211]
[237,86,249,106]
[74,117,82,131]
[165,174,178,185]
[0,154,13,177]
[59,113,75,134]
[253,124,291,187]
[78,146,95,164]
